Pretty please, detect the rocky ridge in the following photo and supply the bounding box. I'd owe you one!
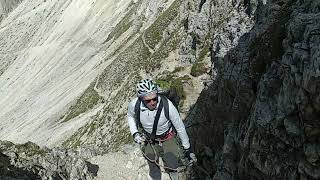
[0,141,98,180]
[187,0,320,179]
[0,140,174,180]
[0,0,23,21]
[1,0,319,179]
[0,0,249,152]
[0,0,195,151]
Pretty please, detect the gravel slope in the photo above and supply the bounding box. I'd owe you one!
[0,0,131,146]
[89,144,171,180]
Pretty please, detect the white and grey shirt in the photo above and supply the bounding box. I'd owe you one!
[127,96,190,149]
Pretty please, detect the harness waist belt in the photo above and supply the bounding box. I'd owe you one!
[158,129,175,141]
[144,127,175,141]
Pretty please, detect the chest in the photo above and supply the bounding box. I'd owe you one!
[139,109,167,126]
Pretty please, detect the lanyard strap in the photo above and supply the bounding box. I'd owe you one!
[150,99,163,141]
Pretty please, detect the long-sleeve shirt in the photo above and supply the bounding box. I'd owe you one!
[127,96,190,149]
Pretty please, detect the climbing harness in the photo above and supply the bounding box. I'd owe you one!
[140,143,214,179]
[140,141,194,172]
[134,86,211,178]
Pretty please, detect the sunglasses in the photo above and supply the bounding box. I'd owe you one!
[144,97,158,103]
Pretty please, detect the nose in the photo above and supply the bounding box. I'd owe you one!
[150,100,157,105]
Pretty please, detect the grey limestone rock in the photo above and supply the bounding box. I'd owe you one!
[186,0,320,179]
[0,141,98,180]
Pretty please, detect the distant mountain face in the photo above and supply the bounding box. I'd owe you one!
[0,0,254,151]
[0,0,133,148]
[2,0,318,179]
[0,0,23,17]
[0,0,169,148]
[0,0,239,151]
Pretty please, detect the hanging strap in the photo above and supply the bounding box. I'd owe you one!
[159,95,169,120]
[159,95,176,134]
[135,96,170,129]
[150,99,164,141]
[134,98,142,129]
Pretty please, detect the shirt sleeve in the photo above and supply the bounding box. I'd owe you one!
[127,98,138,136]
[168,100,190,149]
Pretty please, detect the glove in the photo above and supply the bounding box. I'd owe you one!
[133,132,146,144]
[184,148,197,163]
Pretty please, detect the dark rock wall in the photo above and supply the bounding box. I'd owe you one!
[0,152,40,180]
[0,141,97,180]
[187,0,320,179]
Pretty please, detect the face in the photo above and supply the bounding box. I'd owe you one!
[142,93,158,110]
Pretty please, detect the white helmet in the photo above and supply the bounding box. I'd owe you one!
[136,79,158,97]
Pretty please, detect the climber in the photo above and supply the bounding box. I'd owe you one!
[127,78,197,180]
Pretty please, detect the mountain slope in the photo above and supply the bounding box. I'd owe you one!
[0,0,136,147]
[0,0,216,152]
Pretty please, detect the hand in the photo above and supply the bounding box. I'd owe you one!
[184,148,197,163]
[133,133,146,144]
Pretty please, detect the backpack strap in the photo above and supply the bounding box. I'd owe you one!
[159,95,169,120]
[134,98,142,129]
[150,99,164,141]
[159,95,178,134]
[134,95,173,137]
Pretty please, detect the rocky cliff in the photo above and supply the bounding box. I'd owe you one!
[0,140,98,180]
[0,0,202,151]
[187,0,320,179]
[0,0,23,21]
[0,0,319,179]
[0,0,216,153]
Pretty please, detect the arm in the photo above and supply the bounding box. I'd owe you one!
[127,98,138,136]
[168,101,190,149]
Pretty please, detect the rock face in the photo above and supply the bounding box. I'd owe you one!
[0,141,175,180]
[0,152,41,180]
[187,0,320,179]
[0,0,194,151]
[0,141,98,180]
[1,0,319,179]
[0,0,213,153]
[88,144,172,180]
[0,0,23,20]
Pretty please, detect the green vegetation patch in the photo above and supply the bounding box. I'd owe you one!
[64,30,151,150]
[198,46,210,62]
[156,74,191,106]
[145,0,182,49]
[105,114,132,151]
[62,135,81,149]
[145,25,184,72]
[63,75,140,151]
[156,79,171,90]
[62,112,107,149]
[61,81,102,123]
[172,66,185,73]
[15,141,47,157]
[191,32,211,77]
[105,2,138,42]
[62,124,87,148]
[98,37,151,95]
[191,61,208,77]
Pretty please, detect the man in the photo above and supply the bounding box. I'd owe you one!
[127,79,196,180]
